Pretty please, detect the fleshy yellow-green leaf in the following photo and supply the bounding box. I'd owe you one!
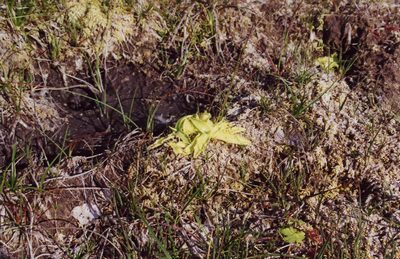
[198,112,211,121]
[211,121,251,145]
[184,133,211,158]
[169,141,190,156]
[148,135,174,150]
[279,227,305,244]
[149,112,251,157]
[212,130,252,145]
[175,115,197,135]
[190,116,214,133]
[175,131,191,145]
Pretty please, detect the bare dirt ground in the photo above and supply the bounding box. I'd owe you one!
[0,0,399,258]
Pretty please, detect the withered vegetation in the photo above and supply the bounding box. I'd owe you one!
[0,0,399,258]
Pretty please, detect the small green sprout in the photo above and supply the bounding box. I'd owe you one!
[279,227,305,244]
[149,112,251,157]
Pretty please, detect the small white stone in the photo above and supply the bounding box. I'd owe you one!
[71,203,101,225]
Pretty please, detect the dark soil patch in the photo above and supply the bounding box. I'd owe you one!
[322,12,400,113]
[322,14,369,60]
[0,61,213,169]
[50,62,213,155]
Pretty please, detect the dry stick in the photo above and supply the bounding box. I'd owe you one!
[168,4,195,49]
[18,192,35,259]
[41,186,110,191]
[43,169,96,184]
[64,73,100,94]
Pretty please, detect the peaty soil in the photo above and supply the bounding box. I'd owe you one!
[322,6,400,113]
[0,59,213,168]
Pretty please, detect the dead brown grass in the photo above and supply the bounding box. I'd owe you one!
[0,0,399,258]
